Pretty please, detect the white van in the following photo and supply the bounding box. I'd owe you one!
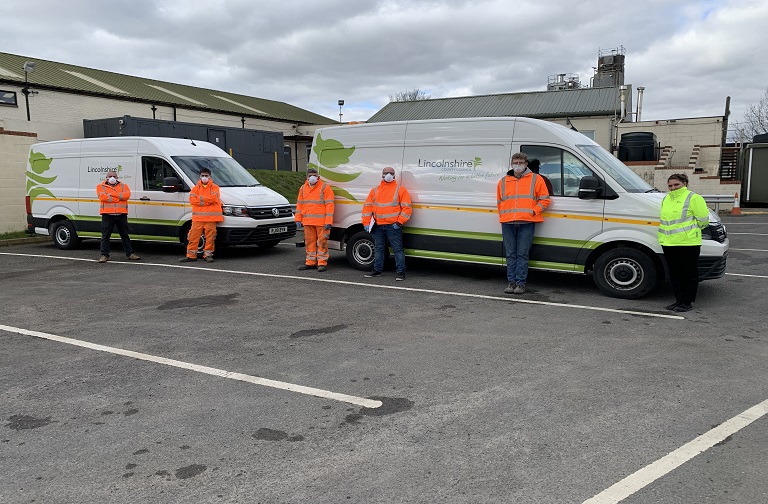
[25,137,295,250]
[309,117,729,298]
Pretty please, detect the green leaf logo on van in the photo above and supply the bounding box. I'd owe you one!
[473,157,483,170]
[26,150,58,206]
[313,132,361,201]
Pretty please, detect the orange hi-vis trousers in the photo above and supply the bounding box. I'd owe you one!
[186,221,217,258]
[303,225,330,266]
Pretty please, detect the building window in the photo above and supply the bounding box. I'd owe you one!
[0,90,18,107]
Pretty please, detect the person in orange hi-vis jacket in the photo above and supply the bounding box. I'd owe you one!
[295,167,335,272]
[497,152,551,295]
[179,168,223,263]
[96,170,141,263]
[362,166,412,281]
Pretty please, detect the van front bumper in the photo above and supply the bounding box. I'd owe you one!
[218,222,297,245]
[698,252,727,281]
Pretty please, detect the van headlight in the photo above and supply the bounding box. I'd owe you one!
[222,205,249,217]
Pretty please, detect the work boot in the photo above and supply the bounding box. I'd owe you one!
[396,272,405,281]
[672,303,692,312]
[298,264,316,270]
[98,255,109,263]
[179,257,197,262]
[503,283,515,294]
[204,256,214,263]
[513,284,526,294]
[317,265,327,272]
[364,270,382,278]
[126,254,141,260]
[665,303,679,310]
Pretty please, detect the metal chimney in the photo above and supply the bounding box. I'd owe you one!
[619,85,628,121]
[636,86,645,122]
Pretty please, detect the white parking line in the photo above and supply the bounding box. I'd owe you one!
[582,398,768,504]
[0,252,684,319]
[730,248,768,252]
[0,323,382,409]
[726,272,768,279]
[727,232,768,236]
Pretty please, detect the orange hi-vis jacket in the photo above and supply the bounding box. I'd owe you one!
[190,181,224,222]
[97,181,131,215]
[295,180,335,226]
[362,181,412,226]
[496,170,551,223]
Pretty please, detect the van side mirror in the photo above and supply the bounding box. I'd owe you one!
[578,176,603,200]
[162,176,183,192]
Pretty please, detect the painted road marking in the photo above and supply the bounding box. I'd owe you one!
[726,272,768,279]
[727,232,768,236]
[730,248,768,252]
[0,252,683,320]
[0,324,382,409]
[582,398,768,504]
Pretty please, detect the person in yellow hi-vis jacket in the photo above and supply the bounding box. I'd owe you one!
[658,173,710,312]
[295,167,335,272]
[179,168,223,263]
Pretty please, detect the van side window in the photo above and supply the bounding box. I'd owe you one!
[142,157,177,191]
[520,146,595,197]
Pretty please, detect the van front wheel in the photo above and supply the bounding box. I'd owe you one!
[593,248,656,299]
[50,220,79,250]
[346,231,380,271]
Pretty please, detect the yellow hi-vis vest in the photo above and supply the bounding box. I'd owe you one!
[658,188,709,246]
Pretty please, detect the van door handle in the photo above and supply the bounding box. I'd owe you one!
[140,196,150,201]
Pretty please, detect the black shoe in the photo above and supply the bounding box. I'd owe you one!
[298,264,317,270]
[396,272,405,281]
[179,257,197,262]
[364,270,383,278]
[665,303,679,310]
[672,303,692,312]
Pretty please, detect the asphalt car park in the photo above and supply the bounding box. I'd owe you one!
[1,213,767,503]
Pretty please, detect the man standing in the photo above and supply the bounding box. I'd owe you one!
[362,166,412,281]
[295,167,335,272]
[497,153,551,294]
[96,170,141,263]
[180,168,223,263]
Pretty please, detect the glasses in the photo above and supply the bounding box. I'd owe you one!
[383,172,395,176]
[511,161,526,165]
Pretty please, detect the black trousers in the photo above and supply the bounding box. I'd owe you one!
[100,214,134,257]
[662,245,700,305]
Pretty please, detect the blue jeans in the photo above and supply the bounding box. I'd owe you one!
[100,213,134,257]
[371,224,405,274]
[502,222,535,285]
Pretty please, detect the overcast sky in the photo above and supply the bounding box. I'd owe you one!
[2,0,767,133]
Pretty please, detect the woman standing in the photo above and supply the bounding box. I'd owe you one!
[658,173,710,312]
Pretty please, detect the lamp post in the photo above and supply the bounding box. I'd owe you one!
[22,61,36,121]
[338,99,344,124]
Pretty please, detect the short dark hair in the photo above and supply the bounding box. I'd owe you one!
[668,173,688,185]
[199,168,211,176]
[306,167,318,175]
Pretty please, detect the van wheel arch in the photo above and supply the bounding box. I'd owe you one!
[589,244,661,299]
[49,218,80,250]
[345,226,388,271]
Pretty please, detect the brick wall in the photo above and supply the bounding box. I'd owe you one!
[0,128,38,233]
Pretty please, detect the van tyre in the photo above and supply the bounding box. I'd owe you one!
[593,248,656,299]
[50,220,79,250]
[346,230,387,271]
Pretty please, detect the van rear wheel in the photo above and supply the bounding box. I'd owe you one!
[50,220,79,250]
[593,248,656,299]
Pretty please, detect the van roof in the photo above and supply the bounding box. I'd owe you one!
[34,136,227,156]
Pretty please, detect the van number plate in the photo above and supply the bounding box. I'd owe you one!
[269,226,288,235]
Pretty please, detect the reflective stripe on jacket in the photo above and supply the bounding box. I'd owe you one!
[496,170,551,223]
[362,181,412,226]
[658,187,709,246]
[97,181,130,215]
[190,181,224,222]
[295,180,335,226]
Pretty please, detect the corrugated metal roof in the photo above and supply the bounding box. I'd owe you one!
[367,87,625,122]
[0,51,335,125]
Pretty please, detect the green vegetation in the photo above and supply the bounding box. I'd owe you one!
[248,169,306,203]
[0,230,29,240]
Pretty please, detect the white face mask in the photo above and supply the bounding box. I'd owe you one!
[107,177,117,185]
[383,173,395,183]
[308,175,318,185]
[200,176,210,183]
[512,165,526,174]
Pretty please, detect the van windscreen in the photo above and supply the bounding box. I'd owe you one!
[172,156,261,187]
[577,145,656,193]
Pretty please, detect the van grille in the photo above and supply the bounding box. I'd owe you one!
[247,205,293,220]
[221,223,297,244]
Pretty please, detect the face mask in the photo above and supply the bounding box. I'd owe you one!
[512,166,525,174]
[107,177,117,185]
[384,173,395,183]
[308,175,318,185]
[200,176,210,183]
